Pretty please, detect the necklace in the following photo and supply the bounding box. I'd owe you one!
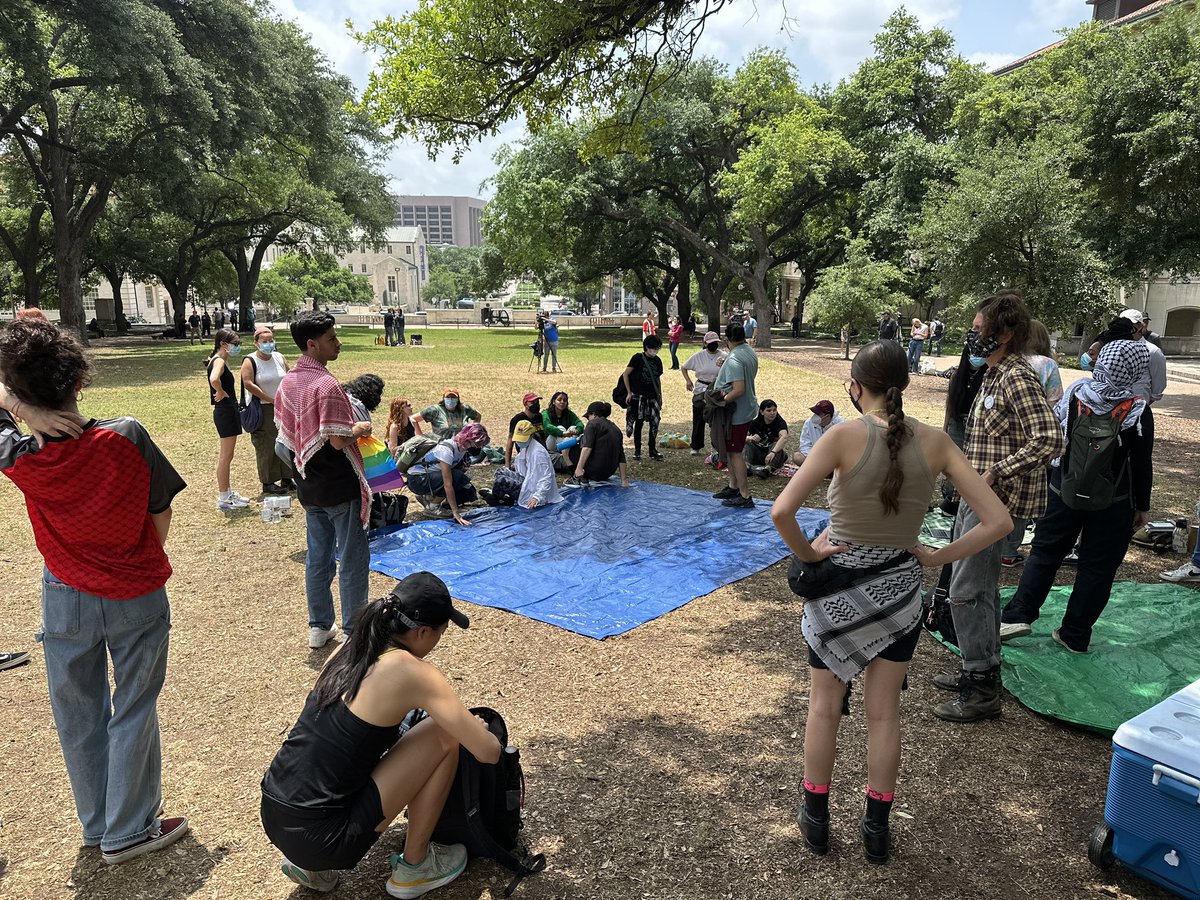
[861,407,887,418]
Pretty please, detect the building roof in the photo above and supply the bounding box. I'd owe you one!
[383,226,423,244]
[991,0,1190,75]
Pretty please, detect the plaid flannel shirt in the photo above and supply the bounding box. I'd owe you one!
[963,353,1063,520]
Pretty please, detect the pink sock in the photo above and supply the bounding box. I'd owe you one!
[803,780,830,794]
[866,787,895,802]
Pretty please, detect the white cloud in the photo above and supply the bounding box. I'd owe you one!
[967,50,1021,72]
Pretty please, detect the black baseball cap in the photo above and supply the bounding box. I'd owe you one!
[390,572,469,629]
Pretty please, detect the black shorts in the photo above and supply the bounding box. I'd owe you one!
[261,783,385,871]
[808,620,923,671]
[213,401,242,439]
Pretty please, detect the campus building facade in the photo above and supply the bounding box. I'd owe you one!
[392,195,485,247]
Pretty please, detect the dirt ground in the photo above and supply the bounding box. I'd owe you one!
[0,332,1193,900]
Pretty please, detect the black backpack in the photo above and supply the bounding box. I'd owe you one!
[611,373,629,409]
[431,707,545,896]
[1057,396,1136,512]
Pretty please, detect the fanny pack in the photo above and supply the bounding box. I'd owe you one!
[788,552,913,602]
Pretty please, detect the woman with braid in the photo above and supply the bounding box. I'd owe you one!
[771,340,1009,864]
[261,572,501,897]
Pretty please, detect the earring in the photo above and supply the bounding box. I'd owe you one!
[76,390,84,402]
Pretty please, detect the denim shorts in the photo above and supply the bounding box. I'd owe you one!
[261,783,385,871]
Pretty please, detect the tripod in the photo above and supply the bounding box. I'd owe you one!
[528,336,544,372]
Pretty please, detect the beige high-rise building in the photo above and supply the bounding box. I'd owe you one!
[392,195,485,247]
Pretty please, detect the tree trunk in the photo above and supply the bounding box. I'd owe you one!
[676,257,692,331]
[105,269,127,335]
[165,282,189,336]
[53,230,86,340]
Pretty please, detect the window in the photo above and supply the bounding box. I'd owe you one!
[347,264,354,272]
[387,275,397,294]
[406,246,412,255]
[361,263,368,273]
[387,244,393,254]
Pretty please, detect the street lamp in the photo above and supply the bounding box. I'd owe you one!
[394,258,422,312]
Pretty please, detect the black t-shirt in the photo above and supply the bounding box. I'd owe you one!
[508,410,546,445]
[295,440,360,508]
[879,319,897,340]
[626,352,663,400]
[207,359,236,406]
[580,418,626,480]
[748,413,788,446]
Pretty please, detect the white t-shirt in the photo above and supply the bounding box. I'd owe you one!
[799,413,844,456]
[408,440,463,476]
[680,348,727,396]
[250,351,287,402]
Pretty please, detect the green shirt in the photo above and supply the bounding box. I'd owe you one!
[714,343,759,425]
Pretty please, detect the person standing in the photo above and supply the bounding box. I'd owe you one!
[541,315,561,373]
[711,324,758,508]
[240,326,295,496]
[0,315,191,864]
[395,306,406,347]
[929,318,945,356]
[771,339,1009,865]
[206,328,251,511]
[744,313,758,347]
[274,312,374,649]
[667,317,683,370]
[201,310,212,337]
[906,319,929,374]
[641,312,656,339]
[622,335,664,461]
[878,311,898,343]
[383,309,395,347]
[999,339,1152,652]
[791,309,800,338]
[188,310,201,344]
[681,331,726,457]
[933,290,1062,723]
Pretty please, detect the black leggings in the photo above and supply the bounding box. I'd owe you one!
[633,418,658,456]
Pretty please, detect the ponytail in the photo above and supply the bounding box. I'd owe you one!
[879,385,910,516]
[311,597,417,709]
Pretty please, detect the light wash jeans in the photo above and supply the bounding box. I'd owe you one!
[907,338,924,373]
[948,504,1006,672]
[303,498,369,635]
[37,569,170,851]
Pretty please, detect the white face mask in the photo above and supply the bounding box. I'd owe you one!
[646,349,659,358]
[444,397,459,410]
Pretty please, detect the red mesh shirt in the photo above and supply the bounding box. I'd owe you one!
[1,414,186,599]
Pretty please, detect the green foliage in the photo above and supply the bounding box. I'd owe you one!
[426,245,489,299]
[256,269,304,319]
[270,251,373,306]
[808,238,908,336]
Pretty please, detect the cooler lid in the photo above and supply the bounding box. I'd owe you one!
[1114,679,1200,778]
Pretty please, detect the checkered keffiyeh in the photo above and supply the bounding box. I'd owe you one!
[801,544,923,683]
[1055,339,1148,433]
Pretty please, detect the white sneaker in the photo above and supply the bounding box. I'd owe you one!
[386,843,467,898]
[1160,562,1200,583]
[308,625,340,649]
[999,622,1032,641]
[689,449,700,456]
[281,859,339,892]
[229,491,252,507]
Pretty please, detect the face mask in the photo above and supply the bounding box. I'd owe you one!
[528,403,541,416]
[705,343,719,352]
[968,355,988,369]
[226,344,242,357]
[258,341,275,355]
[848,384,863,414]
[1079,353,1092,372]
[645,349,659,358]
[444,397,459,410]
[964,329,1000,360]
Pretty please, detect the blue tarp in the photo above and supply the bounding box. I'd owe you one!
[368,480,829,639]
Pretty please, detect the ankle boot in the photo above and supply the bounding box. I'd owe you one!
[796,788,830,855]
[860,795,892,864]
[933,665,1002,722]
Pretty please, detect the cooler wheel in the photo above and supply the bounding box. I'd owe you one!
[1088,822,1115,870]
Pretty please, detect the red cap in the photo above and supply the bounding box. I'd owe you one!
[523,392,541,404]
[810,400,835,417]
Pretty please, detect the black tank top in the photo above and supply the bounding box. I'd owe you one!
[261,692,402,813]
[207,358,236,406]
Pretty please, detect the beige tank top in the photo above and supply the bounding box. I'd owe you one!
[827,416,935,549]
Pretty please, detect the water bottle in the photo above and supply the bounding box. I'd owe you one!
[261,502,273,524]
[503,746,522,811]
[271,500,282,525]
[1173,519,1189,554]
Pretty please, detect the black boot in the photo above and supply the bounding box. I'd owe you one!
[932,665,1002,722]
[860,794,892,864]
[796,787,829,855]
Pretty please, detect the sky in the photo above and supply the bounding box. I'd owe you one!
[272,0,1095,200]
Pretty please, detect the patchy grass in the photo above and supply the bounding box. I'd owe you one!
[0,327,1180,900]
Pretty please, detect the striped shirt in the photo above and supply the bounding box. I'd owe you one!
[964,353,1063,519]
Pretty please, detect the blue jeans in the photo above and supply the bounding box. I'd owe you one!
[303,498,369,635]
[37,570,170,851]
[948,504,1006,672]
[907,338,924,372]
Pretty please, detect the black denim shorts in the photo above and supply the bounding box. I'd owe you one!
[808,620,923,671]
[260,784,385,871]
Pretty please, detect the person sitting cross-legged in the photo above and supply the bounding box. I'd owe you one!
[509,419,562,508]
[744,398,790,478]
[261,573,501,898]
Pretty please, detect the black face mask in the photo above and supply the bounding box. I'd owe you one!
[849,388,863,414]
[528,403,541,416]
[705,343,719,352]
[965,329,1001,359]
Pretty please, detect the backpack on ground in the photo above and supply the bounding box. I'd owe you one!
[394,434,440,473]
[431,707,545,896]
[368,491,408,531]
[1057,396,1136,511]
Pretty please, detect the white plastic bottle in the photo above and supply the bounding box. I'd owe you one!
[1173,518,1189,554]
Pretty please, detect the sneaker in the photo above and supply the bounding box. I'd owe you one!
[649,452,664,461]
[386,842,468,898]
[689,449,700,456]
[217,497,238,512]
[1062,548,1079,565]
[712,486,739,500]
[633,454,642,461]
[563,476,588,488]
[281,859,340,893]
[999,622,1032,641]
[1001,552,1026,568]
[722,495,755,508]
[218,491,250,509]
[0,650,31,671]
[1160,562,1200,583]
[102,816,189,864]
[308,625,340,649]
[1052,628,1086,654]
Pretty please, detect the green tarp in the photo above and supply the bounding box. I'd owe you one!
[920,510,1036,549]
[937,581,1200,734]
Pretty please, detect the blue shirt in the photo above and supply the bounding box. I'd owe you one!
[543,320,559,342]
[714,343,759,425]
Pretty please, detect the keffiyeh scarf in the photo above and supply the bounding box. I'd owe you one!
[1054,339,1148,435]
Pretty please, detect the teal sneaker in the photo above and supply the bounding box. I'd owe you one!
[281,859,339,893]
[386,842,468,898]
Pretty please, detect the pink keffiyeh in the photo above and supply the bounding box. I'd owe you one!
[275,355,371,525]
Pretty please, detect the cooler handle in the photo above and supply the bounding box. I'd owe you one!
[1152,764,1200,805]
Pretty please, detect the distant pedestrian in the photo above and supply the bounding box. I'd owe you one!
[394,307,405,346]
[383,309,395,346]
[744,313,758,346]
[642,312,656,338]
[201,311,211,337]
[667,317,683,369]
[230,308,239,331]
[188,311,201,344]
[878,312,898,342]
[907,319,928,374]
[791,310,800,338]
[541,315,561,373]
[930,318,945,356]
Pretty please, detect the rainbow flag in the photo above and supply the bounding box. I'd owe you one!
[358,434,405,493]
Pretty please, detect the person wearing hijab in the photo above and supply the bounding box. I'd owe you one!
[999,339,1153,653]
